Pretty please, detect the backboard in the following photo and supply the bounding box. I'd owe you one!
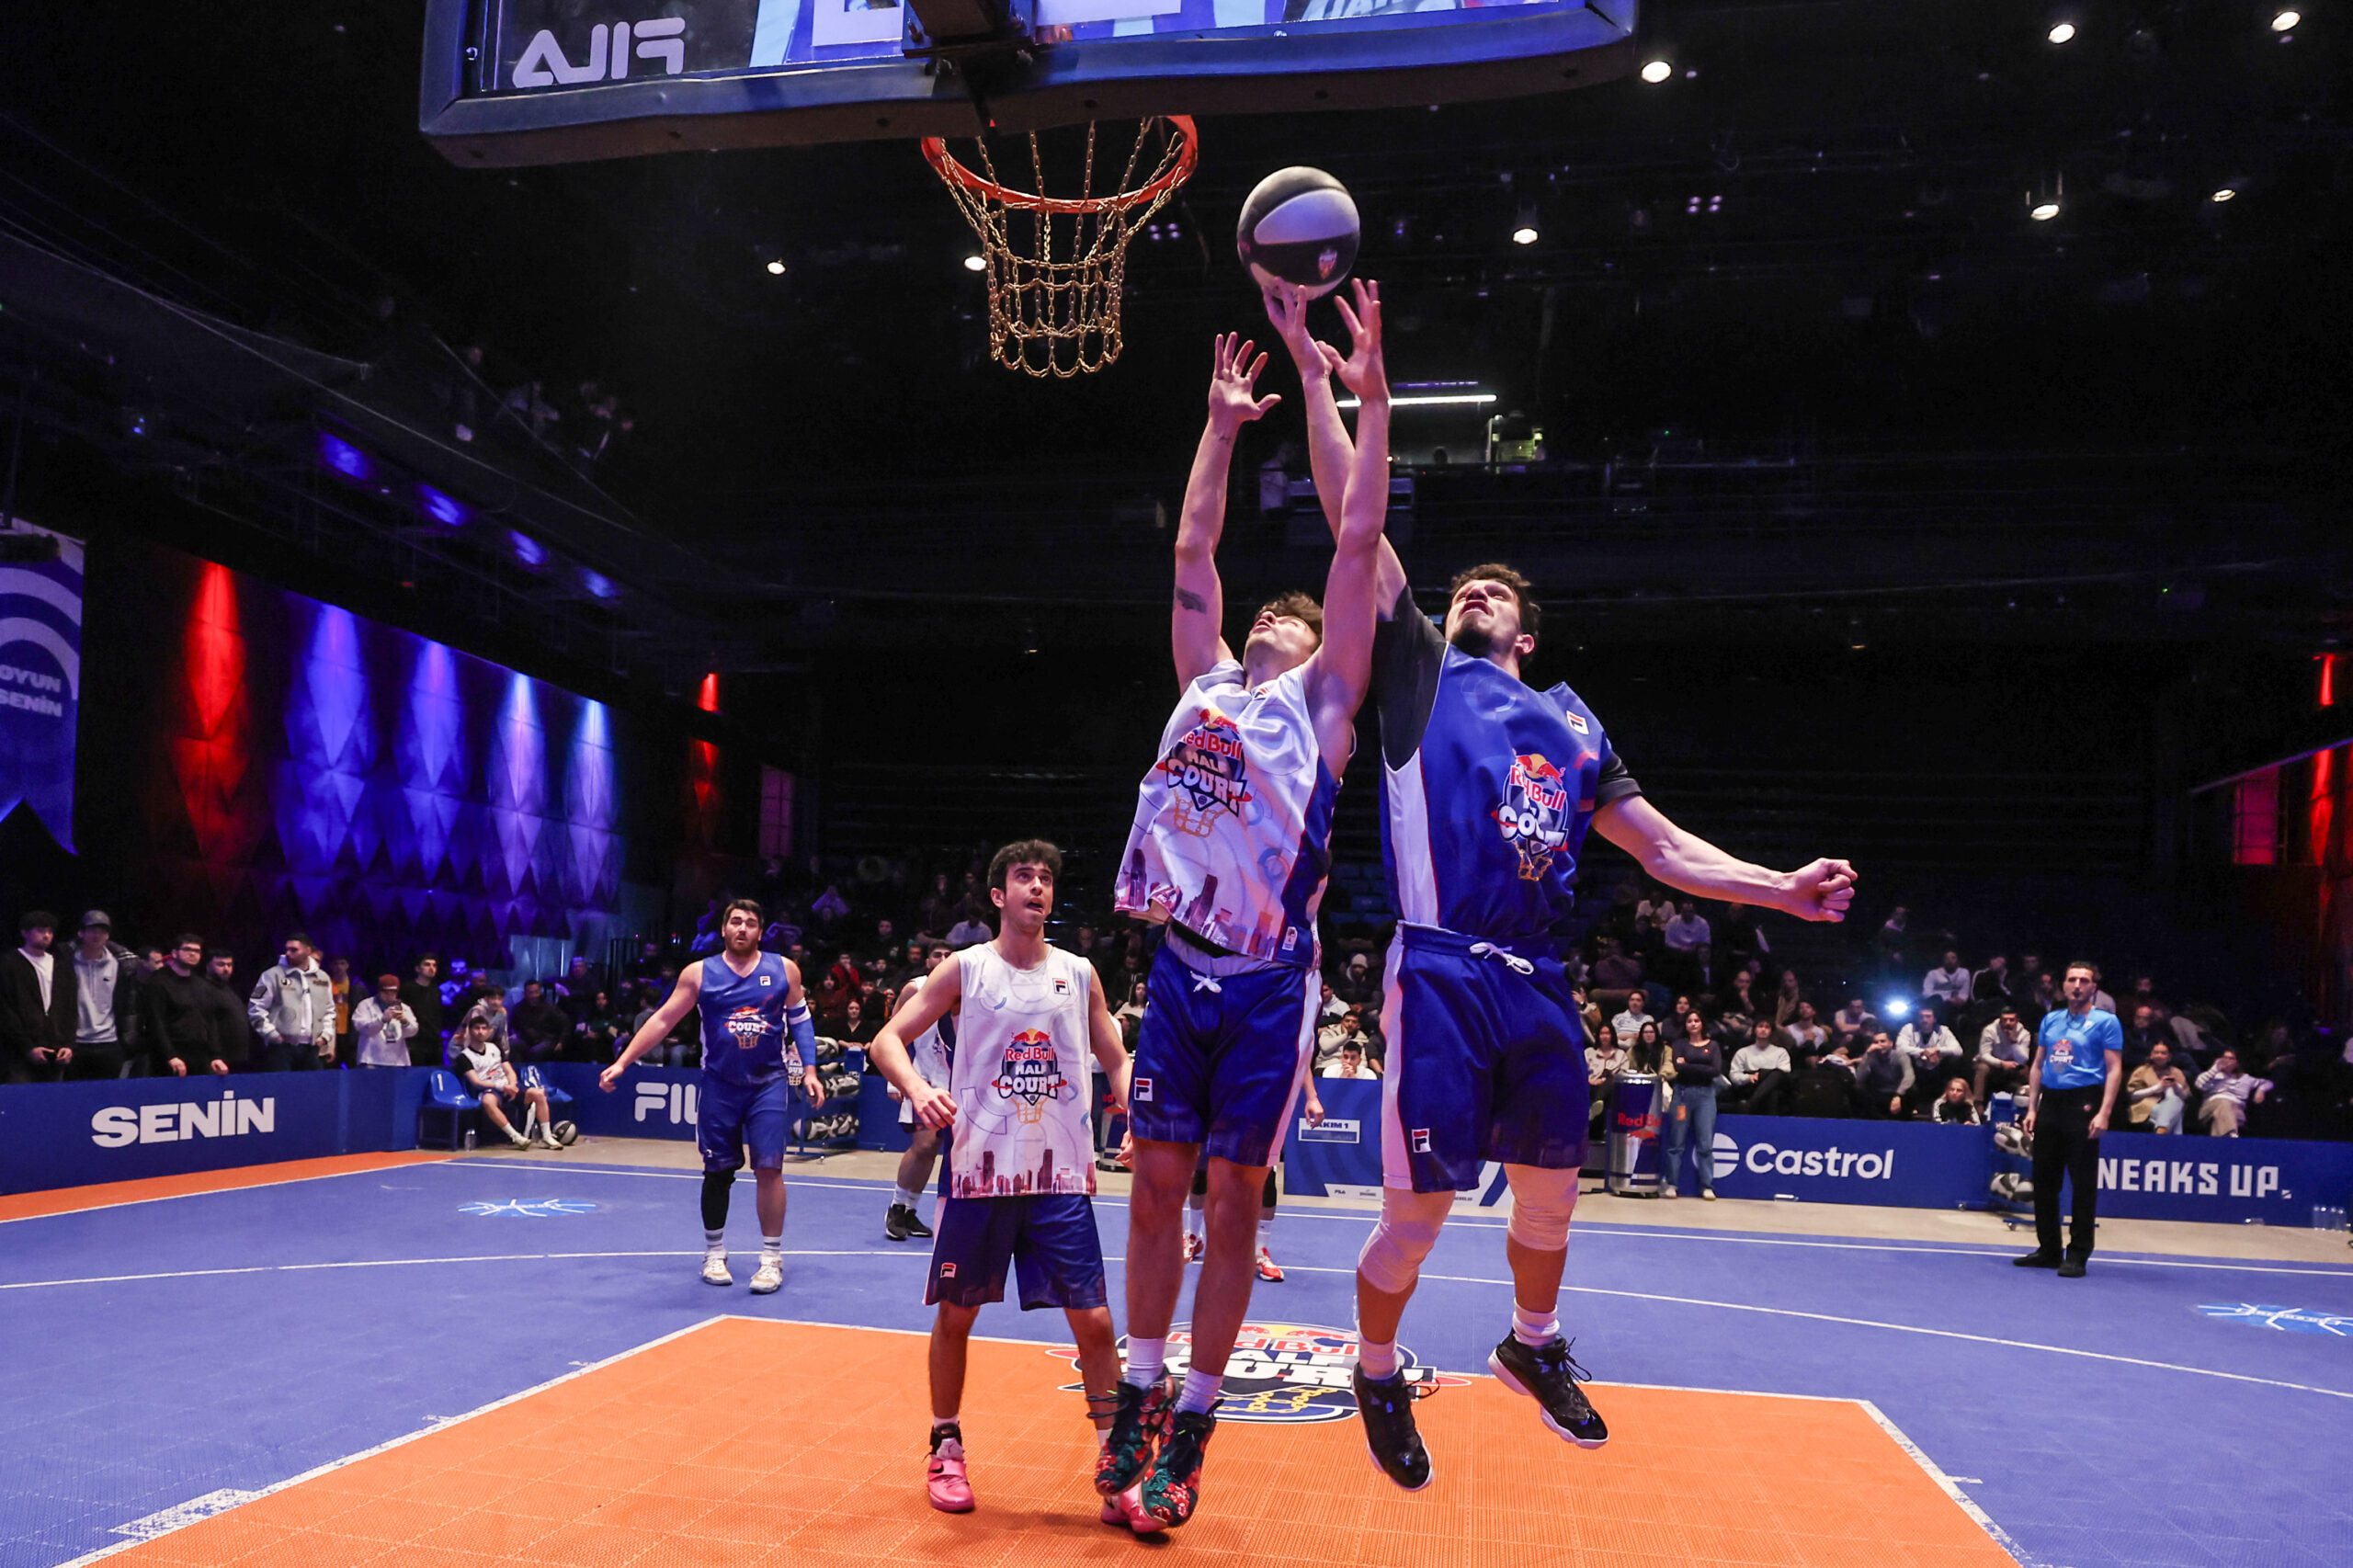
[421,0,1638,166]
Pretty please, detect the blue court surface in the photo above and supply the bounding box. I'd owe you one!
[5,1154,2349,1568]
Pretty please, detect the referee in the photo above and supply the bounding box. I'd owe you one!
[2016,960,2122,1278]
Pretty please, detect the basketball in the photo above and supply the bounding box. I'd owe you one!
[1236,166,1360,299]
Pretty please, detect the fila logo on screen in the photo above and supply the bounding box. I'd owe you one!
[1710,1132,1896,1183]
[512,17,686,87]
[635,1082,699,1125]
[90,1092,276,1147]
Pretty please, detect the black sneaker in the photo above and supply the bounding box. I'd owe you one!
[1141,1407,1217,1527]
[903,1207,934,1239]
[2057,1256,2087,1278]
[1488,1335,1608,1449]
[885,1204,915,1242]
[1095,1378,1170,1496]
[1352,1367,1432,1491]
[2014,1250,2062,1268]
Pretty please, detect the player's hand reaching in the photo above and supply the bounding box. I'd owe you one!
[1263,282,1320,369]
[1778,858,1859,923]
[1315,278,1385,404]
[1207,332,1280,432]
[908,1080,957,1131]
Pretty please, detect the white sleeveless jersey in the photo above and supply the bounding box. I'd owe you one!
[897,971,952,1088]
[947,944,1098,1199]
[1114,660,1337,968]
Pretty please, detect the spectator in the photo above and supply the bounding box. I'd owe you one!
[450,1013,562,1151]
[1830,995,1876,1045]
[1316,1007,1370,1072]
[574,989,626,1060]
[1929,1078,1982,1125]
[1769,969,1805,1028]
[142,935,227,1077]
[1585,1020,1627,1133]
[139,945,167,975]
[1662,1010,1723,1199]
[1898,1005,1965,1112]
[840,997,881,1045]
[1327,950,1377,1008]
[1729,1017,1793,1116]
[2120,1006,2170,1068]
[1667,993,1697,1038]
[1726,968,1762,1021]
[1974,1006,2035,1104]
[2126,1040,2190,1134]
[815,949,864,1027]
[1113,981,1147,1051]
[1854,1028,1912,1119]
[1876,904,1911,968]
[325,953,356,1060]
[944,908,992,949]
[555,955,598,1017]
[204,949,257,1069]
[1663,900,1712,983]
[1922,950,1972,1009]
[1610,991,1654,1042]
[1590,937,1643,996]
[401,955,447,1066]
[1321,1040,1381,1080]
[1,910,76,1083]
[1628,1018,1672,1078]
[69,910,138,1081]
[351,974,418,1068]
[1316,980,1347,1022]
[465,987,512,1051]
[509,979,569,1062]
[1972,954,2014,1006]
[1786,1000,1829,1061]
[249,931,337,1071]
[2194,1050,2274,1138]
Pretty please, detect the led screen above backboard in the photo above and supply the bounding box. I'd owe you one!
[423,0,1637,165]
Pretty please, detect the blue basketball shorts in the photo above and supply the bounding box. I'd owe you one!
[698,1074,790,1174]
[926,1192,1108,1311]
[1130,937,1317,1168]
[1380,924,1590,1193]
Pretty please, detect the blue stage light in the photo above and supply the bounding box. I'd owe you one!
[317,431,373,483]
[509,531,546,568]
[581,569,618,600]
[417,485,468,527]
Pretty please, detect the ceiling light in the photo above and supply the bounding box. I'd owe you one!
[2046,20,2076,43]
[2029,199,2061,221]
[1336,392,1498,410]
[961,254,987,273]
[2271,9,2300,31]
[1640,59,1672,84]
[1510,225,1539,245]
[2211,186,2237,202]
[2028,170,2064,222]
[765,259,786,275]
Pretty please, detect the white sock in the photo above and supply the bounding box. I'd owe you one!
[1513,1305,1561,1347]
[1124,1335,1166,1389]
[894,1185,923,1210]
[704,1229,725,1256]
[761,1233,782,1261]
[1358,1336,1400,1380]
[1258,1219,1273,1250]
[1176,1367,1222,1415]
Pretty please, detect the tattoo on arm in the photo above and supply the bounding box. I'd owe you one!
[1175,586,1209,613]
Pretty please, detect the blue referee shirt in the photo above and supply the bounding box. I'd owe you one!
[2036,1007,2121,1092]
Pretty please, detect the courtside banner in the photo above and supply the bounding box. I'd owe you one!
[1282,1075,1379,1197]
[2091,1136,2353,1226]
[0,1070,416,1195]
[0,518,83,849]
[542,1062,700,1142]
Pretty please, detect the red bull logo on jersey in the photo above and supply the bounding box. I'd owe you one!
[1054,1323,1466,1425]
[1160,708,1254,836]
[991,1029,1070,1106]
[1495,752,1574,881]
[723,1005,770,1049]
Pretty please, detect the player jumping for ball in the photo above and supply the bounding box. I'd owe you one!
[1265,285,1858,1489]
[1096,295,1392,1528]
[867,841,1140,1523]
[600,899,825,1295]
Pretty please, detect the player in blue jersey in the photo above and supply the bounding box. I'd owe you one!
[602,899,826,1295]
[1267,289,1858,1490]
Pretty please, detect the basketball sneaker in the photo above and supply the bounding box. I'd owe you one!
[1183,1233,1205,1264]
[1141,1408,1218,1527]
[903,1208,934,1239]
[884,1203,917,1242]
[1098,1483,1163,1534]
[1488,1335,1608,1449]
[1095,1378,1172,1495]
[926,1426,975,1513]
[700,1252,733,1287]
[1255,1246,1284,1283]
[540,1128,563,1151]
[749,1256,783,1294]
[1352,1367,1432,1492]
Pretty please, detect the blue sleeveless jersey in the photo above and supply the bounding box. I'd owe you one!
[696,951,797,1087]
[1370,588,1641,950]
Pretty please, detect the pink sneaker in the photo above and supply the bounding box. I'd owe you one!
[926,1432,975,1513]
[1099,1483,1164,1534]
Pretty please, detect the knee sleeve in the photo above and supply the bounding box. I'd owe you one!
[1503,1164,1579,1253]
[1262,1167,1279,1216]
[1356,1188,1453,1295]
[700,1171,733,1233]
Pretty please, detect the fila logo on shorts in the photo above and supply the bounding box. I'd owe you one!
[1411,1129,1433,1153]
[1133,1077,1154,1102]
[938,1262,958,1278]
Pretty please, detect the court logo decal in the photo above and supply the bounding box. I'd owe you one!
[1494,753,1571,881]
[1057,1323,1467,1424]
[2196,1303,2353,1337]
[459,1199,597,1219]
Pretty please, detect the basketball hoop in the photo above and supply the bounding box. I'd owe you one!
[923,115,1198,379]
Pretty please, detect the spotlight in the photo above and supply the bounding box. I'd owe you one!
[764,259,786,275]
[2046,20,2076,43]
[1882,998,1912,1021]
[961,254,987,273]
[1511,204,1539,245]
[2271,8,2300,31]
[2211,186,2237,202]
[2028,171,2064,222]
[2029,199,2061,221]
[1640,58,1673,84]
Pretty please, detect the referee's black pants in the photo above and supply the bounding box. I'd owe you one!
[2032,1084,2105,1260]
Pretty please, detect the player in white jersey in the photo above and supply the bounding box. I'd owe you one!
[1097,292,1392,1528]
[867,841,1142,1525]
[882,941,954,1242]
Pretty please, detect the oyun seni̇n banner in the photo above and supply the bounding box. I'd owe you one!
[0,519,82,850]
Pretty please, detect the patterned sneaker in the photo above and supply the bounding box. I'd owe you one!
[1255,1246,1284,1283]
[749,1256,783,1294]
[1094,1379,1171,1495]
[1352,1367,1432,1492]
[1098,1483,1163,1534]
[1183,1233,1205,1264]
[1142,1408,1218,1528]
[926,1427,975,1513]
[1487,1335,1608,1449]
[700,1252,732,1287]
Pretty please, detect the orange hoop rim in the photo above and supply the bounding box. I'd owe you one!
[921,114,1199,216]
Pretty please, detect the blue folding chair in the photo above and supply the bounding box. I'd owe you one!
[521,1063,573,1109]
[420,1069,483,1151]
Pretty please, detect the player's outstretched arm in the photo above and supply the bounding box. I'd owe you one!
[599,961,703,1090]
[1592,794,1859,925]
[870,959,962,1130]
[1172,333,1280,688]
[1267,283,1409,617]
[1306,278,1391,763]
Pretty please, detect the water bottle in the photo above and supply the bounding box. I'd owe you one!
[463,1129,476,1151]
[2312,1205,2348,1233]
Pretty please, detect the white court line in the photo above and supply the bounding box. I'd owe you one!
[1859,1399,2043,1568]
[57,1313,733,1567]
[0,1250,915,1292]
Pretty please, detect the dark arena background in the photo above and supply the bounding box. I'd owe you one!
[2,4,2350,1568]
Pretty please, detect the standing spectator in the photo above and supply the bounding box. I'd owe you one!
[2193,1050,2274,1138]
[350,974,418,1068]
[138,945,167,976]
[2017,961,2124,1278]
[401,955,447,1066]
[142,936,227,1077]
[2126,1040,2190,1134]
[1928,1078,1982,1125]
[1974,1006,2035,1104]
[1897,1005,1965,1113]
[1853,1028,1912,1118]
[1,911,76,1082]
[1921,950,1972,1009]
[509,979,569,1062]
[325,953,356,1061]
[1611,991,1654,1042]
[69,910,138,1080]
[1662,1009,1723,1199]
[1728,1018,1793,1116]
[249,932,337,1071]
[205,950,256,1069]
